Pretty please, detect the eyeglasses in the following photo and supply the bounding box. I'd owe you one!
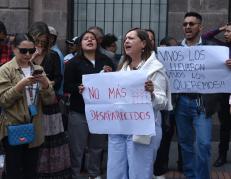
[182,22,200,27]
[18,48,36,54]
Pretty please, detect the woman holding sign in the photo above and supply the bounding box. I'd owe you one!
[107,28,172,179]
[64,31,114,179]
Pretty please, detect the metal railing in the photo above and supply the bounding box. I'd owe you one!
[73,0,167,53]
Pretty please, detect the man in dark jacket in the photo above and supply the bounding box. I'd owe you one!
[202,23,231,167]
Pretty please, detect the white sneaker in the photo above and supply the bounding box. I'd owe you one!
[88,176,102,179]
[155,175,166,179]
[0,155,5,168]
[94,177,102,179]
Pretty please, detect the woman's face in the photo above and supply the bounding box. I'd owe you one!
[81,33,97,52]
[13,40,35,65]
[124,30,146,58]
[34,34,49,53]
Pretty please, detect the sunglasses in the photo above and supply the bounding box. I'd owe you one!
[18,48,36,54]
[182,22,200,27]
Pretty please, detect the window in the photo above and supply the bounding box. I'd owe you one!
[73,0,168,52]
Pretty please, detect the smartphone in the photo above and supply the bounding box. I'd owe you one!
[32,69,43,76]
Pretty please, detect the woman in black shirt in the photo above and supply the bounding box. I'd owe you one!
[64,30,114,179]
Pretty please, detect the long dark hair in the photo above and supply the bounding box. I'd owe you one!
[0,21,7,35]
[118,28,153,70]
[144,28,157,52]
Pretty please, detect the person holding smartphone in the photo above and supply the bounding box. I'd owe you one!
[32,69,43,76]
[0,33,55,179]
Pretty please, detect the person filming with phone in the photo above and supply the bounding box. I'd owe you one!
[0,33,55,179]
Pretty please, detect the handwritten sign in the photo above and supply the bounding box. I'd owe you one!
[82,70,156,135]
[157,46,230,93]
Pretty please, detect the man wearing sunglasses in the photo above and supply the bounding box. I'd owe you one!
[174,12,220,179]
[202,23,231,168]
[64,36,80,63]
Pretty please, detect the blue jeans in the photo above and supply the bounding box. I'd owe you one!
[175,96,212,179]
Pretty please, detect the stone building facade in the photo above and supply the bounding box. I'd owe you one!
[0,0,69,50]
[168,0,230,40]
[0,0,230,53]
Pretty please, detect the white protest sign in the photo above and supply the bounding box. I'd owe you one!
[157,46,230,93]
[82,70,156,135]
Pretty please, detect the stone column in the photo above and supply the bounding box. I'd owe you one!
[30,0,68,51]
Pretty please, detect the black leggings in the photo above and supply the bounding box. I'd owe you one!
[2,137,39,179]
[217,93,231,155]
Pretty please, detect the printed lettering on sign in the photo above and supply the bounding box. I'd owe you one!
[82,71,156,135]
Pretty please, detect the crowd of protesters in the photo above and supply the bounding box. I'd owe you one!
[0,10,231,179]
